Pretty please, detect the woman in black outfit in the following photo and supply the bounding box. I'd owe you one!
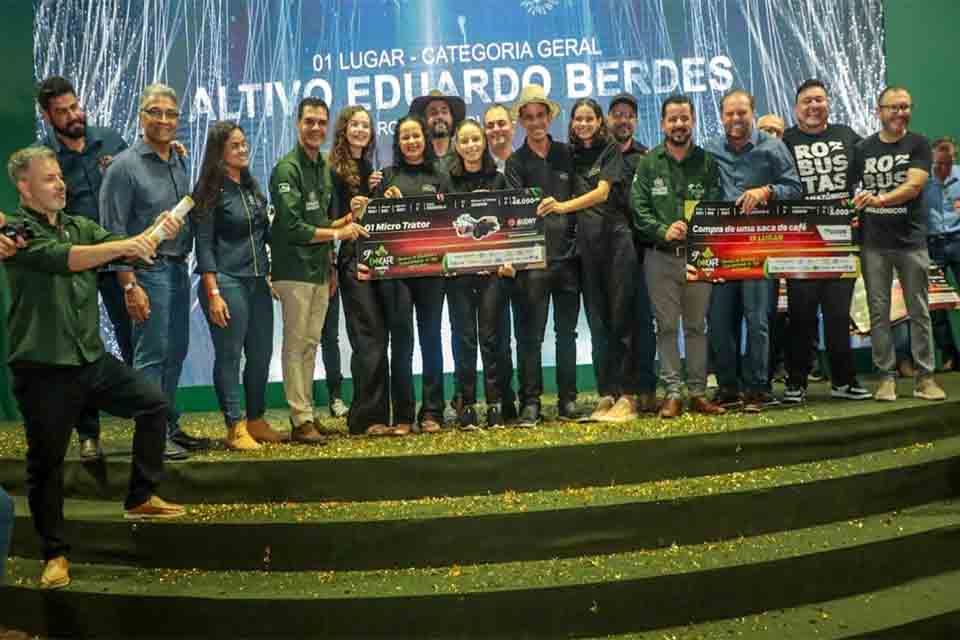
[446,119,512,429]
[566,98,639,422]
[372,114,453,434]
[331,105,415,436]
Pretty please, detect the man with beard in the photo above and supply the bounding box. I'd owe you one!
[634,95,725,418]
[853,87,945,401]
[781,79,871,404]
[505,85,581,425]
[5,145,186,590]
[926,139,960,370]
[599,93,658,420]
[410,90,466,169]
[36,76,130,461]
[706,89,802,413]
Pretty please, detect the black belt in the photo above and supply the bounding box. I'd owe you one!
[156,254,188,264]
[652,244,686,257]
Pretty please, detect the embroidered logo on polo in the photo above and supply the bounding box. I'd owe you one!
[278,183,291,194]
[686,182,705,199]
[652,177,668,196]
[793,140,851,197]
[305,191,320,211]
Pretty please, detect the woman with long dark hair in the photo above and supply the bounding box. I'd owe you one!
[371,114,453,434]
[194,121,283,449]
[331,105,413,436]
[566,98,640,422]
[446,119,512,428]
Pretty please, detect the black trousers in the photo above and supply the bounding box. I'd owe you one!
[785,277,857,388]
[447,274,504,405]
[74,273,135,442]
[578,212,640,397]
[340,259,415,434]
[13,354,167,560]
[498,279,521,407]
[515,258,581,408]
[404,277,446,421]
[320,286,344,401]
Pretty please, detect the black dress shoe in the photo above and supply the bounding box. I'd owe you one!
[170,429,211,451]
[79,438,103,461]
[517,404,542,427]
[557,400,583,420]
[501,401,518,423]
[485,406,503,428]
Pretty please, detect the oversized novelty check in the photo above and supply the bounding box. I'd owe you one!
[358,189,546,279]
[685,200,860,281]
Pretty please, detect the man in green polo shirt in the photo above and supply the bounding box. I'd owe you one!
[269,96,367,443]
[4,145,185,590]
[632,95,726,419]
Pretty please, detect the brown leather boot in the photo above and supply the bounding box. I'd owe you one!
[291,421,326,444]
[226,421,261,451]
[659,397,683,419]
[40,556,70,590]
[689,395,726,415]
[246,417,286,443]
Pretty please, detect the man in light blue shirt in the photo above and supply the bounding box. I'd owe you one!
[705,89,803,412]
[100,83,201,460]
[926,138,960,368]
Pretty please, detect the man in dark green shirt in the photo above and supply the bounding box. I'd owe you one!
[4,145,185,590]
[632,95,725,419]
[269,97,366,443]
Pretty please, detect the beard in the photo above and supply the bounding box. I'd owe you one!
[430,121,450,139]
[54,118,86,140]
[612,125,633,144]
[667,130,691,146]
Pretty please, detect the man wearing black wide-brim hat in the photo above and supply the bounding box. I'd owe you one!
[410,89,466,163]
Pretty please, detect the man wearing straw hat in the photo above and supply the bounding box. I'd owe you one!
[504,84,581,425]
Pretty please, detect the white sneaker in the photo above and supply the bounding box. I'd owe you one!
[913,377,946,401]
[330,398,350,418]
[707,374,718,390]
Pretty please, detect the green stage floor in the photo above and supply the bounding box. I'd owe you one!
[1,372,958,462]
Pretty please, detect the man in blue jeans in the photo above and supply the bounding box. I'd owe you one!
[101,83,206,460]
[706,89,802,412]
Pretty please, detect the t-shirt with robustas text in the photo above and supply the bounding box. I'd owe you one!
[782,123,862,200]
[853,131,931,250]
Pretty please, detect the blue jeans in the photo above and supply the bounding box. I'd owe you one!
[0,487,12,582]
[709,280,772,393]
[200,274,274,426]
[131,259,191,438]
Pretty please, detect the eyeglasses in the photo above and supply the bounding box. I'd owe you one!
[880,103,912,113]
[142,108,180,120]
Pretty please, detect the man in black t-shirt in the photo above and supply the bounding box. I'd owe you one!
[852,86,946,402]
[505,85,581,425]
[781,79,870,404]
